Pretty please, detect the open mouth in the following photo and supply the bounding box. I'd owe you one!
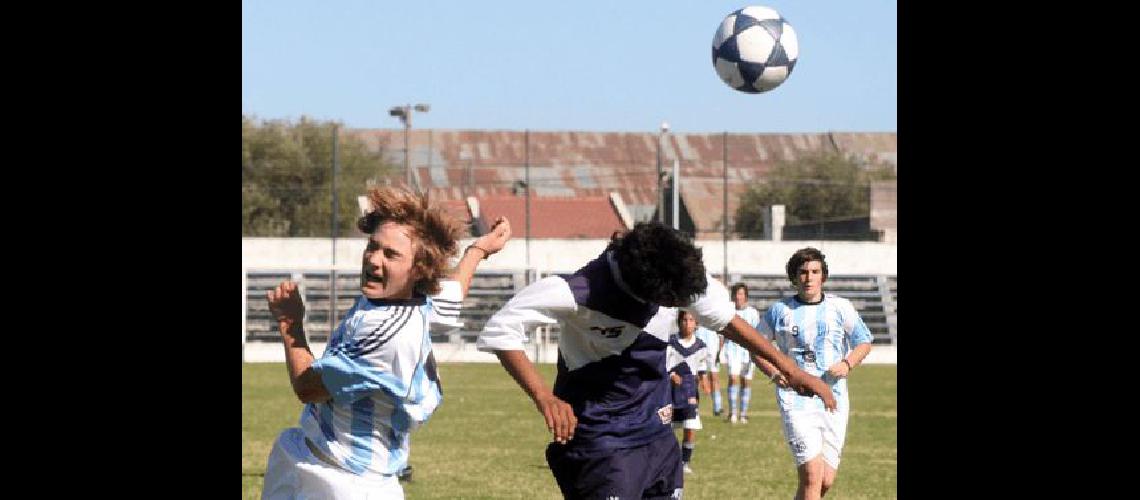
[364,271,384,285]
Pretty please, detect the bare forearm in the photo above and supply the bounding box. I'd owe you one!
[845,343,873,368]
[279,321,331,404]
[495,348,577,443]
[455,217,512,297]
[495,349,555,403]
[722,316,800,377]
[753,355,779,378]
[453,246,487,299]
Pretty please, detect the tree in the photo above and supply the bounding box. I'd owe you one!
[734,149,896,238]
[242,115,397,236]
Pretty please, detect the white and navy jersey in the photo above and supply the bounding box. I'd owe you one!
[299,280,462,478]
[666,335,708,416]
[665,335,710,378]
[723,306,761,361]
[757,294,873,412]
[477,251,736,451]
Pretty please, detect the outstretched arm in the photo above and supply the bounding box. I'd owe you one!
[494,350,577,444]
[267,280,331,404]
[721,316,836,410]
[452,216,512,299]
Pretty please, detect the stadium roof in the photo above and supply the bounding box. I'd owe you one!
[350,129,896,239]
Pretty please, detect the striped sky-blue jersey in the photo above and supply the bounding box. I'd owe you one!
[477,251,736,451]
[693,326,721,362]
[722,306,760,361]
[757,294,873,412]
[298,280,463,477]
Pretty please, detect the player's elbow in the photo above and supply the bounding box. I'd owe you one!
[294,385,331,404]
[292,368,331,404]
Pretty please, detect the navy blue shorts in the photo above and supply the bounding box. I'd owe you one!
[671,375,699,422]
[545,432,683,499]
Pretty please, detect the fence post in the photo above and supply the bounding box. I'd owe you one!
[877,275,897,345]
[293,272,308,345]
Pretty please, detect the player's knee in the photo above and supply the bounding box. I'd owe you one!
[799,462,825,486]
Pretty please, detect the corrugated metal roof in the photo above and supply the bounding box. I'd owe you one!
[351,129,896,238]
[476,196,624,239]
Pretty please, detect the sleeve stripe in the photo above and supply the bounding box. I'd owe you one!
[359,307,417,355]
[326,309,402,357]
[349,306,414,356]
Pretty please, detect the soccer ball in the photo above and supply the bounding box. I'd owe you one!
[711,6,799,94]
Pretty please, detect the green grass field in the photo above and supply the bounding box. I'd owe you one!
[243,362,896,499]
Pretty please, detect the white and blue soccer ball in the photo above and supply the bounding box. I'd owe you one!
[711,6,799,94]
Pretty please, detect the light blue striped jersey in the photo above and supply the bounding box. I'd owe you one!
[298,280,463,478]
[723,306,760,360]
[757,294,873,412]
[693,327,721,362]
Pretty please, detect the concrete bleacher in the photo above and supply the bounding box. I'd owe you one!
[244,270,898,361]
[245,270,531,344]
[734,274,897,345]
[245,271,362,342]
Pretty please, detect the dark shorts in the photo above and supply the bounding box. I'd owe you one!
[671,375,699,422]
[545,433,683,499]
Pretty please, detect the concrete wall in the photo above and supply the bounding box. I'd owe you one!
[243,237,897,275]
[243,341,897,365]
[871,180,898,243]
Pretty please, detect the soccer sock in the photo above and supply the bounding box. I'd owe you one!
[682,442,694,464]
[741,387,752,415]
[712,388,723,413]
[727,385,739,415]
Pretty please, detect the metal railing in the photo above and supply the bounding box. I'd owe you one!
[243,269,897,350]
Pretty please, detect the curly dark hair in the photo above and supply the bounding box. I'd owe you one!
[785,247,829,285]
[608,222,707,307]
[356,186,463,295]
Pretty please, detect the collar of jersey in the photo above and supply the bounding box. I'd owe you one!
[365,294,428,307]
[605,250,648,304]
[792,293,826,306]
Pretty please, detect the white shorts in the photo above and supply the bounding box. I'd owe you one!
[723,343,753,379]
[695,330,721,372]
[725,360,754,379]
[780,407,850,470]
[703,355,720,374]
[672,413,703,430]
[262,428,404,500]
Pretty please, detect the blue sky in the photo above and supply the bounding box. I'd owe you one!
[242,1,896,134]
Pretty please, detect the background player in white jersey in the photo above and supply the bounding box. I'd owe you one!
[753,247,873,500]
[720,283,760,423]
[476,222,836,499]
[692,324,724,416]
[666,309,711,475]
[260,186,512,499]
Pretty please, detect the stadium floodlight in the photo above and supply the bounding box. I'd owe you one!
[389,103,430,192]
[656,121,670,224]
